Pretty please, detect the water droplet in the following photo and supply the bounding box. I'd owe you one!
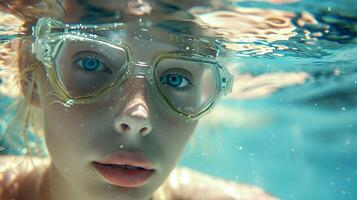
[63,99,74,108]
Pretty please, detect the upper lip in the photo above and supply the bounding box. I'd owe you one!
[94,150,155,170]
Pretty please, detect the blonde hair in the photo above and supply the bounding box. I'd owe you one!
[0,12,47,159]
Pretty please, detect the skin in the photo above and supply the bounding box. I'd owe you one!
[31,26,200,200]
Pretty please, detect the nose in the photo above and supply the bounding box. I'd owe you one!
[113,92,153,137]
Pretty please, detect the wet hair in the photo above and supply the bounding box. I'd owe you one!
[0,14,46,158]
[0,0,73,161]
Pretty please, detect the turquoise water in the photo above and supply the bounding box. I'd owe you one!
[1,0,356,200]
[177,1,357,200]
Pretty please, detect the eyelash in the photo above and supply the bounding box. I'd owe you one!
[74,55,112,73]
[159,73,194,91]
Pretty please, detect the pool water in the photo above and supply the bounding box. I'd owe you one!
[178,1,357,199]
[1,0,356,200]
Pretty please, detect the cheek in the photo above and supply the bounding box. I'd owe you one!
[149,96,199,166]
[147,86,199,153]
[40,82,110,168]
[42,104,91,165]
[43,102,114,152]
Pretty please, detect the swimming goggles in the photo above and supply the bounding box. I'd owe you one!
[32,17,234,120]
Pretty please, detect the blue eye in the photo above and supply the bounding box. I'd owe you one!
[76,57,110,73]
[160,74,190,89]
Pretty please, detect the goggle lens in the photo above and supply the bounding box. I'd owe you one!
[154,58,220,117]
[54,38,128,97]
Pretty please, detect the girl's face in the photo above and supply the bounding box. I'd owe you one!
[35,27,199,200]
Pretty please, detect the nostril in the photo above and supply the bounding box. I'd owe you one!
[121,123,131,132]
[140,127,149,136]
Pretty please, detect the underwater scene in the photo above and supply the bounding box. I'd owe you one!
[0,0,356,200]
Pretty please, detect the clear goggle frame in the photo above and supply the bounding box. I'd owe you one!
[32,17,234,120]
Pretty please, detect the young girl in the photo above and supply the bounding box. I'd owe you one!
[0,1,277,199]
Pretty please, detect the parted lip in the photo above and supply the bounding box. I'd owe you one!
[94,150,155,170]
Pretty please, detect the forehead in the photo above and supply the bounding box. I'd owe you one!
[61,21,218,61]
[95,29,179,61]
[48,0,218,58]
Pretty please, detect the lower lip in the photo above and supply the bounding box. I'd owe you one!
[93,162,155,188]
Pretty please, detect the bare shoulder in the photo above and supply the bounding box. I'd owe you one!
[0,155,50,200]
[161,166,278,200]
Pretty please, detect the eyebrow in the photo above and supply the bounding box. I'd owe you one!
[72,0,126,23]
